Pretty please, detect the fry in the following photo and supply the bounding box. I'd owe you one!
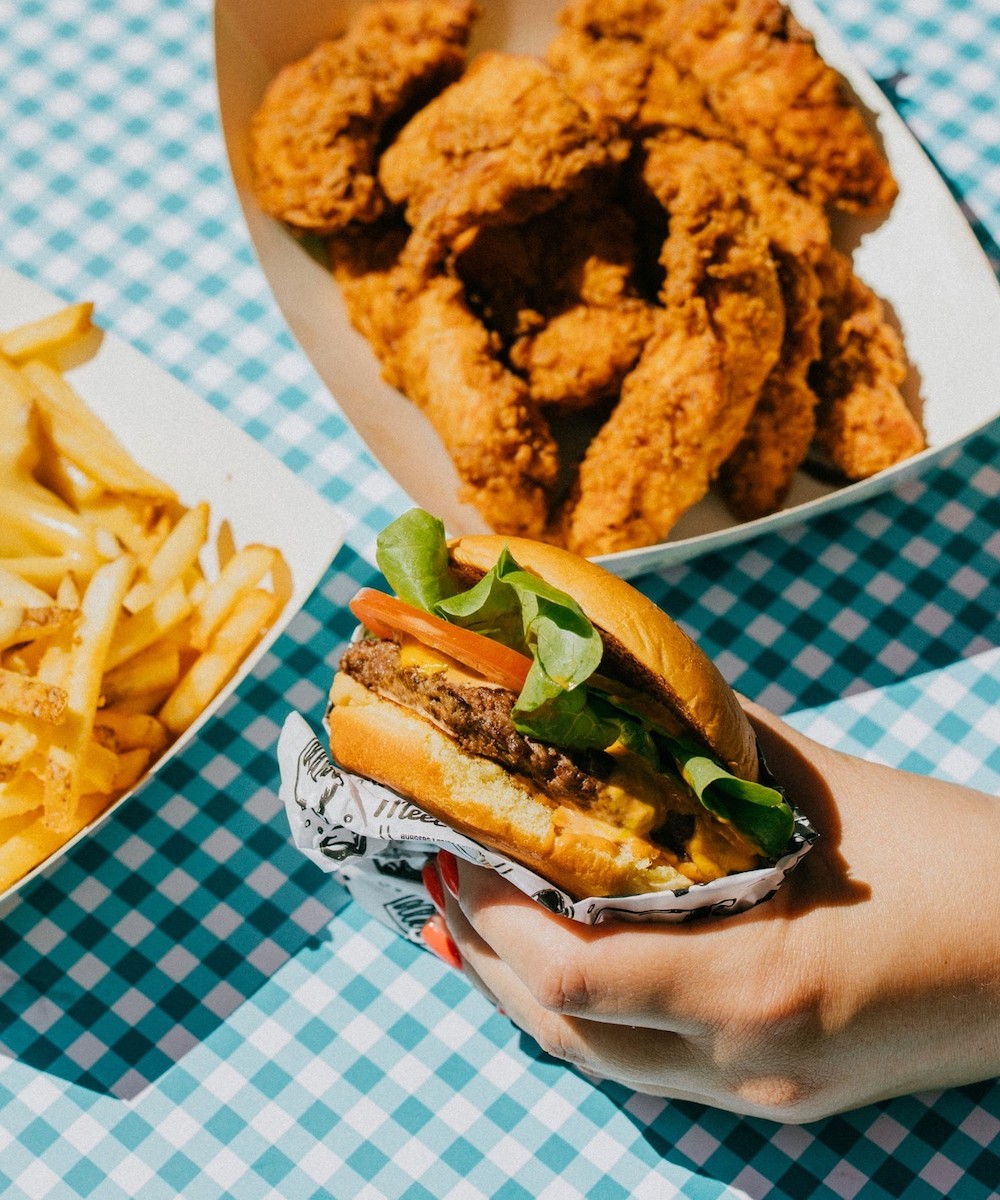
[0,552,99,592]
[0,789,108,894]
[0,565,52,607]
[81,740,118,794]
[191,544,277,649]
[0,775,44,821]
[160,588,277,734]
[92,709,169,755]
[0,301,94,361]
[0,721,39,767]
[0,667,67,724]
[101,643,181,705]
[42,553,134,832]
[123,502,209,612]
[0,605,77,651]
[19,359,176,499]
[111,747,152,792]
[105,579,192,670]
[0,296,289,890]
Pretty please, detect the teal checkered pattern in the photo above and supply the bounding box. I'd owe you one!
[1,0,999,1196]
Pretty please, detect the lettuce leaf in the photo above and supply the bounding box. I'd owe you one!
[663,735,794,857]
[375,508,457,611]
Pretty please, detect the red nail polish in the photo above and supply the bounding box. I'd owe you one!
[421,916,462,969]
[422,860,445,914]
[438,850,460,899]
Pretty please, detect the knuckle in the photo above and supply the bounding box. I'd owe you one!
[708,968,831,1121]
[530,1012,586,1066]
[531,961,592,1015]
[731,1073,824,1123]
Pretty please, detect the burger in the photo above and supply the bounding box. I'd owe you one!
[327,509,793,900]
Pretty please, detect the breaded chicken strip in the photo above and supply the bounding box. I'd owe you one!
[640,133,830,519]
[561,149,785,554]
[809,247,924,479]
[717,254,823,519]
[330,225,560,538]
[643,132,829,521]
[546,22,726,140]
[658,0,898,211]
[454,195,656,412]
[550,0,897,212]
[379,52,629,273]
[249,0,478,234]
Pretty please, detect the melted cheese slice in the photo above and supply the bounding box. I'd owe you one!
[397,632,507,689]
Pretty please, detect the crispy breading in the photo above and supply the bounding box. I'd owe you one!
[809,248,924,478]
[640,132,830,519]
[561,145,786,554]
[330,226,560,538]
[551,0,897,212]
[249,0,478,234]
[546,24,726,140]
[379,52,629,273]
[718,253,824,518]
[454,197,656,412]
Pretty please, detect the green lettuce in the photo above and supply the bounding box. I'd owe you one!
[374,509,794,858]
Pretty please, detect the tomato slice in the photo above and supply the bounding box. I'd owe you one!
[349,588,532,692]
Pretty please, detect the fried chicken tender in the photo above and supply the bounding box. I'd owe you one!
[546,22,726,140]
[330,225,560,538]
[550,0,897,212]
[561,146,786,554]
[809,247,924,478]
[643,132,830,521]
[640,133,830,520]
[379,52,630,273]
[454,195,656,412]
[717,254,824,519]
[249,0,478,234]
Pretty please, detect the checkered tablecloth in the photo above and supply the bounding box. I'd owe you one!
[1,0,999,1197]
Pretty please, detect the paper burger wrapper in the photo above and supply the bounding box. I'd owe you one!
[278,712,818,943]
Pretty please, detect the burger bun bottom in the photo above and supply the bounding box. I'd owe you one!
[327,673,698,899]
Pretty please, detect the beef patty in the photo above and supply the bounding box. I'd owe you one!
[337,637,696,857]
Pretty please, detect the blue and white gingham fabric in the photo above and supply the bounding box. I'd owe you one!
[1,0,999,1197]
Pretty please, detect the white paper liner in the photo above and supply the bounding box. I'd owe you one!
[278,712,818,943]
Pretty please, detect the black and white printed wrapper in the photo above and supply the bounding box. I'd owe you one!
[278,712,818,944]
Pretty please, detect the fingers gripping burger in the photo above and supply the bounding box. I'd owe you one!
[328,509,793,900]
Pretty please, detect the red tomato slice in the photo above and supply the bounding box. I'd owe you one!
[349,588,532,692]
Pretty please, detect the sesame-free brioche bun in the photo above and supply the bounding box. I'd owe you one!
[448,535,759,782]
[327,533,766,899]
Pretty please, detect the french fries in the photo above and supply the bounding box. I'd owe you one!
[0,300,290,891]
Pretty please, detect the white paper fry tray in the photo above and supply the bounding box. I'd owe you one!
[0,264,345,905]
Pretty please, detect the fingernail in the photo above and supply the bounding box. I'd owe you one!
[438,849,460,899]
[421,859,445,914]
[420,915,462,969]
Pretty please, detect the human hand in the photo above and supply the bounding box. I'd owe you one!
[425,703,1000,1122]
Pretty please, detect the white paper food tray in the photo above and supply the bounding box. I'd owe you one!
[214,0,1000,579]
